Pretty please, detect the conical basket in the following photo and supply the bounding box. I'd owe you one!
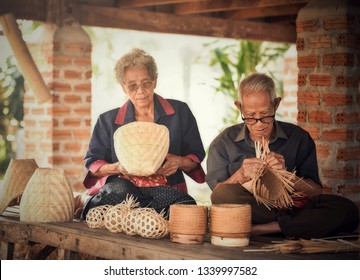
[20,168,74,223]
[0,159,38,214]
[169,204,207,244]
[210,204,251,247]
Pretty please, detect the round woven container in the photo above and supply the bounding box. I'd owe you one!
[210,204,251,247]
[20,168,74,223]
[113,121,169,176]
[169,204,207,244]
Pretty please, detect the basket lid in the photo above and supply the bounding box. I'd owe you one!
[0,159,38,214]
[20,168,74,223]
[113,121,169,176]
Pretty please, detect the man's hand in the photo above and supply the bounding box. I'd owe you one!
[232,158,266,184]
[264,151,285,170]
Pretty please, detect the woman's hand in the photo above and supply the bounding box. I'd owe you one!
[156,154,182,177]
[90,161,128,177]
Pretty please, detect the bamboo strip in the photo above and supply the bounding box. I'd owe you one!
[0,13,51,104]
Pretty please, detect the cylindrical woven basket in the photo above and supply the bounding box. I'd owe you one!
[169,204,207,244]
[0,159,38,214]
[20,168,74,223]
[210,204,251,247]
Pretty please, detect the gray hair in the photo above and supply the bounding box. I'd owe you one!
[238,73,276,106]
[114,48,158,84]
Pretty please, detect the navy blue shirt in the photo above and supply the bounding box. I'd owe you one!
[206,120,321,190]
[84,94,205,193]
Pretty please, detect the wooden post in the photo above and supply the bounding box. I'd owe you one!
[0,12,51,104]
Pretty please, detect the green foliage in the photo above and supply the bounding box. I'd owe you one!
[206,40,290,127]
[0,55,24,178]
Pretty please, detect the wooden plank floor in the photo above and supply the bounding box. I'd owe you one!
[0,207,359,260]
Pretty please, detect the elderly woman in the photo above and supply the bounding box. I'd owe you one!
[76,48,205,219]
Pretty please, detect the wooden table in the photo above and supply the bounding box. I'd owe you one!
[0,207,359,260]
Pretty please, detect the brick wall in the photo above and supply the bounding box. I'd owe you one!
[296,0,360,206]
[24,22,91,191]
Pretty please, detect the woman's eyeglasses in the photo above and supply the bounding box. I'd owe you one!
[241,115,275,125]
[124,80,154,92]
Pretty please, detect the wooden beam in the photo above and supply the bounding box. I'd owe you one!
[226,3,306,20]
[174,0,308,15]
[78,4,296,43]
[118,0,204,8]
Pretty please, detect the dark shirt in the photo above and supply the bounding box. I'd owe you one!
[206,120,321,190]
[84,94,206,194]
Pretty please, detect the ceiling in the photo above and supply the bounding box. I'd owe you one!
[1,0,310,43]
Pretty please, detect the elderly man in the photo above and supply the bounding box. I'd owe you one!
[206,72,359,239]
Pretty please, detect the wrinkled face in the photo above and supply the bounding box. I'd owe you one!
[236,91,280,142]
[121,67,157,109]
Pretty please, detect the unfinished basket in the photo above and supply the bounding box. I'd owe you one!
[242,139,299,209]
[169,204,207,244]
[113,121,169,176]
[19,168,74,223]
[210,204,251,247]
[0,159,38,214]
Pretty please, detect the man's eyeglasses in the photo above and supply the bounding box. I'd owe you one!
[241,115,275,125]
[124,80,154,92]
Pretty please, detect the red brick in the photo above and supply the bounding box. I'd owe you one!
[297,91,319,105]
[336,112,360,124]
[296,38,305,51]
[323,53,354,66]
[74,83,91,92]
[296,19,319,33]
[336,75,359,88]
[322,93,353,106]
[52,55,72,65]
[308,110,332,123]
[316,144,330,159]
[73,129,91,139]
[64,95,82,103]
[297,110,307,122]
[64,142,82,152]
[64,70,82,79]
[337,184,360,195]
[298,74,307,86]
[51,155,72,164]
[337,146,360,161]
[323,16,356,30]
[321,165,353,180]
[302,126,319,140]
[63,43,89,54]
[337,34,360,48]
[322,128,354,141]
[53,130,72,139]
[63,118,81,126]
[73,56,91,67]
[309,74,332,86]
[308,35,332,49]
[53,81,72,92]
[298,55,318,68]
[321,184,333,194]
[31,108,45,115]
[52,106,71,116]
[74,106,91,116]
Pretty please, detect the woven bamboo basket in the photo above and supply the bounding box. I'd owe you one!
[0,158,38,214]
[169,204,208,244]
[19,168,74,223]
[210,204,251,247]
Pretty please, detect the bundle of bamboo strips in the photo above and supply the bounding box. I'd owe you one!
[244,235,360,254]
[243,138,304,209]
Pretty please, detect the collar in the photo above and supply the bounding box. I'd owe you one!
[114,93,175,125]
[234,120,288,146]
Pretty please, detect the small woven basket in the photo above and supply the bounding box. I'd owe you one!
[0,159,38,214]
[86,204,112,229]
[169,204,208,244]
[210,204,251,247]
[19,168,74,223]
[113,121,169,176]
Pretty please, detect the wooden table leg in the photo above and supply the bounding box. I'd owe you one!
[0,241,15,260]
